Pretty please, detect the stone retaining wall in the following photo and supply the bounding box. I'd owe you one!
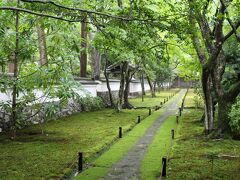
[0,78,153,132]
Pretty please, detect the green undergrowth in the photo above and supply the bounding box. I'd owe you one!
[0,108,149,179]
[130,89,179,108]
[167,109,240,179]
[140,115,177,180]
[76,109,165,180]
[184,89,204,109]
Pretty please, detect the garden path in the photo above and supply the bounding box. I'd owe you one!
[101,89,187,180]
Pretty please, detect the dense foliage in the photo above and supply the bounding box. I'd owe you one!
[0,0,239,136]
[229,96,240,134]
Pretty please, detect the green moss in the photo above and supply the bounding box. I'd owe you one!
[0,108,148,179]
[76,109,165,180]
[167,109,240,179]
[140,116,177,180]
[184,89,203,108]
[129,89,178,107]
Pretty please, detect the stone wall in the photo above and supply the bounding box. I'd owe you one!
[0,78,152,132]
[97,91,119,106]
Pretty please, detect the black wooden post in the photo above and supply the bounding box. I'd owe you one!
[162,157,167,177]
[137,116,141,123]
[171,129,175,139]
[160,102,163,106]
[149,108,152,115]
[78,152,83,172]
[164,99,166,103]
[176,115,179,124]
[181,99,184,111]
[179,107,182,116]
[119,127,122,138]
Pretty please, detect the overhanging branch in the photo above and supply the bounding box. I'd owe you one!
[20,0,186,23]
[0,6,83,22]
[20,0,132,21]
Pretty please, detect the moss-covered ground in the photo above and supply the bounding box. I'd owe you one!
[129,89,178,108]
[0,109,148,179]
[0,89,175,179]
[167,94,240,179]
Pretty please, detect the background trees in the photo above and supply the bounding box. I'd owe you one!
[0,0,239,136]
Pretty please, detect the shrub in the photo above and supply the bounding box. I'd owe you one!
[228,96,240,134]
[76,96,104,111]
[193,95,203,109]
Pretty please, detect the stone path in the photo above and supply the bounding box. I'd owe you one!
[102,89,187,180]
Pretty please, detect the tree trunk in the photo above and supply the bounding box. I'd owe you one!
[89,31,101,80]
[104,60,114,107]
[117,0,123,8]
[141,74,145,95]
[91,48,101,80]
[217,97,232,134]
[80,16,87,77]
[202,68,214,133]
[11,0,20,138]
[117,61,127,112]
[153,81,157,94]
[8,62,14,73]
[122,66,134,109]
[141,74,145,102]
[37,23,48,66]
[147,76,156,98]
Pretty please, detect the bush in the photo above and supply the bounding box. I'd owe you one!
[77,96,104,111]
[193,95,203,109]
[193,85,204,109]
[229,96,240,134]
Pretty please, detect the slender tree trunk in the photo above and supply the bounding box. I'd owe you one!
[146,76,156,98]
[123,66,134,109]
[104,60,114,107]
[37,23,48,66]
[141,74,145,102]
[141,74,145,95]
[117,61,127,111]
[153,81,157,94]
[11,0,20,138]
[80,16,87,77]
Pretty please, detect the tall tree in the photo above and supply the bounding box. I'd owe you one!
[187,0,240,133]
[80,14,88,77]
[37,22,48,66]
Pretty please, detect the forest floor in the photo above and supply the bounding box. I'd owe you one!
[0,90,177,179]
